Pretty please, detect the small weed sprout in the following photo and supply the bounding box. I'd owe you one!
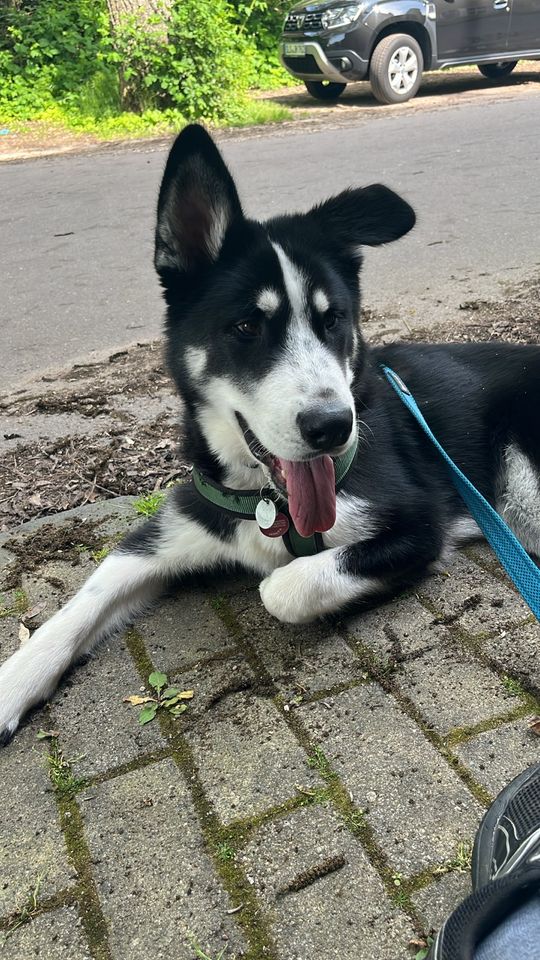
[502,675,525,697]
[307,746,333,779]
[91,546,110,564]
[124,672,194,725]
[189,939,227,960]
[414,936,434,960]
[133,492,166,517]
[0,589,28,619]
[45,737,85,797]
[217,842,235,862]
[2,875,44,941]
[434,839,472,876]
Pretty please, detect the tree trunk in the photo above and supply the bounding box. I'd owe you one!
[106,0,172,111]
[105,0,170,31]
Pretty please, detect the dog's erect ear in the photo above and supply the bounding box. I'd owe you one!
[155,124,243,284]
[308,185,415,259]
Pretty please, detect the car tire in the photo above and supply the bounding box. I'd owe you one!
[304,80,346,100]
[370,34,423,104]
[478,60,518,79]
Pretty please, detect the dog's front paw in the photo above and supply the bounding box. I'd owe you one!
[259,560,319,624]
[0,642,53,746]
[0,672,23,746]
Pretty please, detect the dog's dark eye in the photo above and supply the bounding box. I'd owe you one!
[235,319,262,340]
[324,313,338,331]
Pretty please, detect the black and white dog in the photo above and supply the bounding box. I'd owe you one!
[1,124,539,743]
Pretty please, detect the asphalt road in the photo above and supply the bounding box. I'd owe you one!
[2,89,540,389]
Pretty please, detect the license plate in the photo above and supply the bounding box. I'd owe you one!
[284,43,306,57]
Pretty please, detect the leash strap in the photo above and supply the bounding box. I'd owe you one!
[383,365,540,621]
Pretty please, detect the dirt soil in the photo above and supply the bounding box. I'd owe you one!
[1,273,538,534]
[1,63,540,162]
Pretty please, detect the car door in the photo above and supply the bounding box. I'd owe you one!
[507,0,540,50]
[436,0,511,60]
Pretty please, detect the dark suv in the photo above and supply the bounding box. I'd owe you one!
[280,0,540,104]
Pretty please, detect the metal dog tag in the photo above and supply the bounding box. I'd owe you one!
[260,512,290,538]
[255,498,277,530]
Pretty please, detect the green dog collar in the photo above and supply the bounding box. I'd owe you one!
[191,434,358,558]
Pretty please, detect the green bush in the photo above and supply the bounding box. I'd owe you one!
[100,0,253,121]
[230,0,295,88]
[0,0,106,117]
[0,0,295,126]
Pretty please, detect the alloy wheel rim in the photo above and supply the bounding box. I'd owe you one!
[388,46,418,94]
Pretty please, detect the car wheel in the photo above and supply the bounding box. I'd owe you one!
[370,34,423,104]
[478,60,518,79]
[304,80,346,100]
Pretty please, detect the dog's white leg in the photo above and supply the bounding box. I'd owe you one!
[260,548,379,624]
[0,494,233,744]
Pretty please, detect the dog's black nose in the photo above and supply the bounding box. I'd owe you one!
[297,405,354,452]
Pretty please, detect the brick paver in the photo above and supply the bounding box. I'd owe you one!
[1,727,75,916]
[81,760,246,960]
[1,499,539,959]
[300,685,483,874]
[6,907,93,959]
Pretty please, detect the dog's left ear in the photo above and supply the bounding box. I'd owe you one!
[155,124,243,285]
[308,185,415,259]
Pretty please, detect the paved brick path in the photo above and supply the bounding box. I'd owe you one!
[1,497,539,959]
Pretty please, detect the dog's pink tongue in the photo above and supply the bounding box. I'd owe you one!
[279,455,336,537]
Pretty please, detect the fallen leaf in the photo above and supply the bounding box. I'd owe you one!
[163,690,194,706]
[36,729,59,740]
[23,601,46,621]
[28,493,42,507]
[19,622,30,644]
[529,716,540,737]
[123,695,154,706]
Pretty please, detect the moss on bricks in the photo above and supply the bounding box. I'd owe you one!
[90,747,173,787]
[124,628,156,682]
[57,797,112,960]
[0,882,76,941]
[42,737,111,959]
[444,706,533,749]
[167,734,280,960]
[342,628,496,810]
[215,788,333,853]
[125,622,280,960]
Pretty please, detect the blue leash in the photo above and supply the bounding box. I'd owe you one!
[383,365,540,621]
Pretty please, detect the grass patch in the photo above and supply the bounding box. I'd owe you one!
[306,745,337,780]
[434,840,472,876]
[91,546,110,563]
[217,842,235,862]
[133,492,166,517]
[1,97,293,149]
[190,940,228,960]
[46,738,86,798]
[0,588,28,619]
[1,875,44,941]
[502,675,526,697]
